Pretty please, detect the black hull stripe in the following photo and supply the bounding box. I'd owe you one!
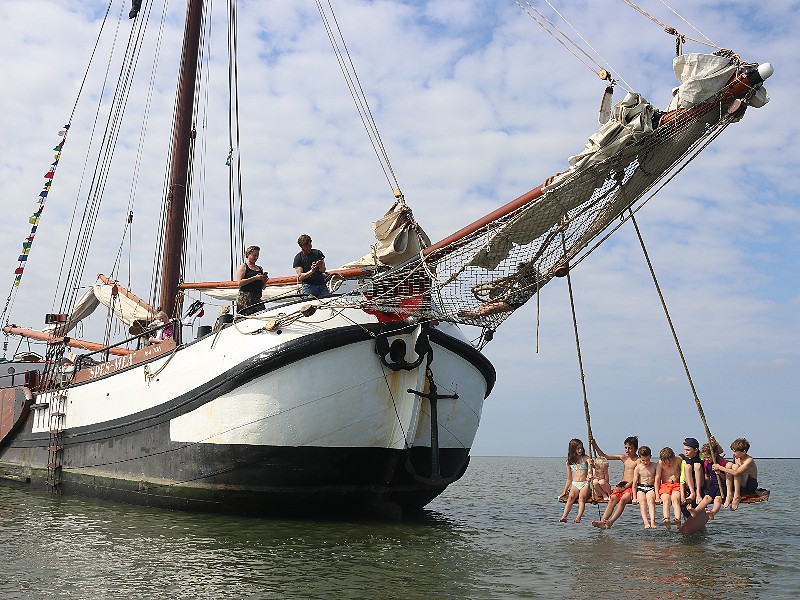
[12,323,494,448]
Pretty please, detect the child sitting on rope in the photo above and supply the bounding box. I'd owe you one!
[631,446,658,529]
[654,446,683,526]
[712,437,758,510]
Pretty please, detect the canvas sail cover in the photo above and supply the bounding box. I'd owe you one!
[340,201,431,268]
[43,278,155,336]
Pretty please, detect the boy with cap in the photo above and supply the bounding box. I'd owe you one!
[682,437,704,505]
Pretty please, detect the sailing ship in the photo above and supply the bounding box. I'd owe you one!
[0,1,771,517]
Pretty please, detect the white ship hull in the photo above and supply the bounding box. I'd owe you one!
[0,299,494,516]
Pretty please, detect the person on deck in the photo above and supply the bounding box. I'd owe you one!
[236,245,268,314]
[146,311,173,345]
[713,437,758,510]
[631,446,658,529]
[559,438,593,524]
[590,436,639,530]
[654,446,683,526]
[293,234,329,299]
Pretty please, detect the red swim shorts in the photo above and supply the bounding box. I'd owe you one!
[659,482,681,496]
[611,486,634,500]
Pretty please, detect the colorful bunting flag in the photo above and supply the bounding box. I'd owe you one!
[10,125,70,290]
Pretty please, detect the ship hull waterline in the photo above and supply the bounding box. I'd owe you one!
[0,307,495,518]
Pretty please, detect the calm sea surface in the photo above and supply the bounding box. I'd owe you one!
[1,457,797,599]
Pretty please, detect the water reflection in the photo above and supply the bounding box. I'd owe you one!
[1,458,796,599]
[1,485,499,600]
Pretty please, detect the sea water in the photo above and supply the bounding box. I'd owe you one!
[0,457,796,599]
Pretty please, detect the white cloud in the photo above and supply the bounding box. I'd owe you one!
[0,0,796,457]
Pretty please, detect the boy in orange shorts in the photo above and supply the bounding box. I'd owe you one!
[654,446,683,525]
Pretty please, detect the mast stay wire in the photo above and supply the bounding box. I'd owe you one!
[227,0,246,276]
[540,0,634,92]
[60,0,151,345]
[620,0,720,51]
[0,0,116,332]
[316,0,402,196]
[656,0,717,47]
[515,1,633,92]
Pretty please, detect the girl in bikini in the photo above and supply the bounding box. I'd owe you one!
[559,438,593,524]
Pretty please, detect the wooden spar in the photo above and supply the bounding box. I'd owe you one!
[179,266,375,290]
[422,184,545,257]
[97,274,156,315]
[1,325,132,356]
[159,0,204,318]
[423,65,771,257]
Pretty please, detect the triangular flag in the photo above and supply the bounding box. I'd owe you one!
[14,267,24,275]
[39,190,48,198]
[26,235,35,242]
[58,129,67,136]
[30,225,37,234]
[44,170,55,179]
[22,242,32,250]
[18,255,28,262]
[20,247,30,255]
[44,180,52,188]
[29,216,39,225]
[14,277,22,286]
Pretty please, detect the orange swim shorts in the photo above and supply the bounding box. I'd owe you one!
[611,486,634,500]
[659,482,682,496]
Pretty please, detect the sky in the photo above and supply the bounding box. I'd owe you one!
[0,0,797,458]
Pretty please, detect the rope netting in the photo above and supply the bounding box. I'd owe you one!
[328,66,759,334]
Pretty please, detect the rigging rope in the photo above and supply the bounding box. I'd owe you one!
[627,210,716,460]
[227,0,246,278]
[619,0,720,51]
[315,0,402,195]
[516,0,633,91]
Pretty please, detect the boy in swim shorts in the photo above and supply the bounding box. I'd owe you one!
[712,437,758,510]
[654,446,683,525]
[591,436,639,529]
[631,446,658,529]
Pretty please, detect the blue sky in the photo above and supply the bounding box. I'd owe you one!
[1,1,797,457]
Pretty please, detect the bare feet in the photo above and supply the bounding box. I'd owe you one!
[706,509,714,520]
[672,518,681,525]
[574,517,582,524]
[731,496,740,510]
[559,516,567,522]
[662,517,669,525]
[591,520,611,529]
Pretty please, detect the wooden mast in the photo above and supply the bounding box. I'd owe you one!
[159,0,204,317]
